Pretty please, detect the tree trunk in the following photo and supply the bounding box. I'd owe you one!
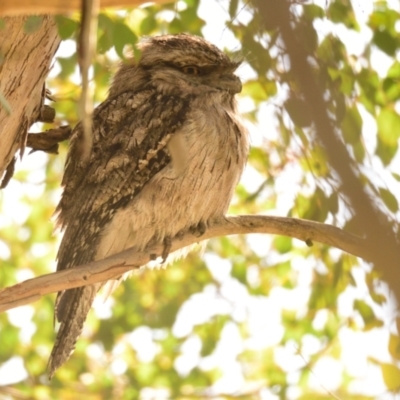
[0,15,60,186]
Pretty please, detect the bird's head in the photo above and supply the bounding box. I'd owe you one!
[138,34,242,96]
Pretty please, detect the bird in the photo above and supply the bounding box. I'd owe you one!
[48,33,249,378]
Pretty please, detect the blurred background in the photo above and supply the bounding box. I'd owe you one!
[1,0,400,398]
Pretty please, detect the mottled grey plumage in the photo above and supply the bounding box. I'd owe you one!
[48,34,248,378]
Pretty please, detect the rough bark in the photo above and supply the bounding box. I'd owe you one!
[0,15,60,184]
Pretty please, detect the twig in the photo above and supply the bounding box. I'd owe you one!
[0,215,366,313]
[27,126,72,154]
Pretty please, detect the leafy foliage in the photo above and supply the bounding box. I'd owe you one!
[1,0,400,398]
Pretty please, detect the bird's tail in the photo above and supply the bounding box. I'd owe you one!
[47,284,99,379]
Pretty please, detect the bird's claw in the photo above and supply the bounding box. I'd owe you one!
[161,236,172,263]
[189,221,207,237]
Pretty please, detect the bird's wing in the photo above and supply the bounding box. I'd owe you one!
[56,88,191,271]
[48,88,192,378]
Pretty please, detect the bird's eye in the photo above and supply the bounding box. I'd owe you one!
[181,66,202,75]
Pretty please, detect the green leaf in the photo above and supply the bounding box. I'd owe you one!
[377,108,400,147]
[354,299,382,331]
[140,15,157,35]
[113,22,138,59]
[194,317,228,357]
[276,260,291,279]
[369,8,399,33]
[24,16,43,34]
[379,187,398,212]
[57,55,77,79]
[231,260,248,286]
[303,4,324,20]
[382,77,400,102]
[168,17,184,34]
[328,0,359,30]
[229,0,239,18]
[392,172,400,181]
[242,34,270,75]
[388,334,400,360]
[376,108,400,164]
[376,136,398,166]
[305,146,329,177]
[274,236,292,254]
[54,15,78,39]
[357,67,380,113]
[373,29,399,56]
[387,61,400,79]
[242,79,276,102]
[178,8,205,34]
[0,323,20,358]
[328,67,354,96]
[98,14,115,53]
[317,34,345,65]
[370,288,386,305]
[98,32,114,54]
[295,187,329,222]
[341,105,362,145]
[381,363,400,391]
[182,0,198,7]
[98,13,114,30]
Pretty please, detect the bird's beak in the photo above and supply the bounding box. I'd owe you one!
[218,74,242,94]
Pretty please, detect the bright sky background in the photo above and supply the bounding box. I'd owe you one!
[1,0,400,398]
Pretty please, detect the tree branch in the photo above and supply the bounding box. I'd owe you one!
[0,16,60,184]
[77,0,99,163]
[0,0,173,16]
[0,215,366,313]
[27,126,72,154]
[256,0,400,304]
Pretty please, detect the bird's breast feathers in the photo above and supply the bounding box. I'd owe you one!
[95,100,248,263]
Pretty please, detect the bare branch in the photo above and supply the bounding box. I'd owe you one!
[77,0,99,162]
[0,0,173,16]
[0,215,366,313]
